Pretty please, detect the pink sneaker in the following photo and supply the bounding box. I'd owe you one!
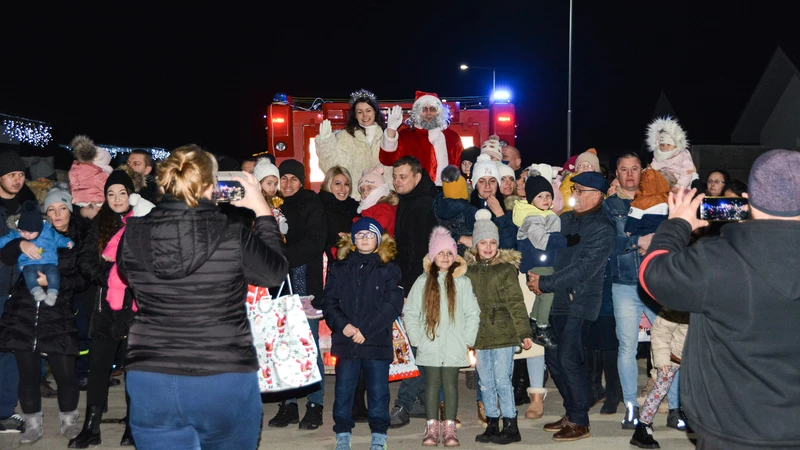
[422,419,440,446]
[442,420,459,447]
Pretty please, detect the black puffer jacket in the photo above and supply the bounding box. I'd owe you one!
[395,171,438,294]
[118,198,288,376]
[78,214,135,340]
[282,189,327,307]
[538,204,614,321]
[0,214,90,354]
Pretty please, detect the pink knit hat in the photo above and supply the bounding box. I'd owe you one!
[428,226,458,260]
[358,166,386,190]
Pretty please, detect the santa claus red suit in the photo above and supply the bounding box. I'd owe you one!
[379,91,463,185]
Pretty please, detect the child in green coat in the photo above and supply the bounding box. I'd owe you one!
[404,226,480,447]
[466,210,533,445]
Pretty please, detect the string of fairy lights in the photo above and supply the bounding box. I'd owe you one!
[59,144,171,161]
[1,114,53,147]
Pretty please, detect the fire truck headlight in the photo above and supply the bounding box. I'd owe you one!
[275,142,287,152]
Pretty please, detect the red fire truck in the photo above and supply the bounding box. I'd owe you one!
[263,93,517,191]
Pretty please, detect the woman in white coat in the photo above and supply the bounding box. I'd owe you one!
[315,89,392,194]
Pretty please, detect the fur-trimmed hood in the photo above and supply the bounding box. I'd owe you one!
[421,254,468,278]
[336,233,397,264]
[377,190,399,206]
[118,164,148,193]
[646,115,688,160]
[463,247,522,269]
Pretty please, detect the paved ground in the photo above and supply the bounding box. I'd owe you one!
[1,363,697,449]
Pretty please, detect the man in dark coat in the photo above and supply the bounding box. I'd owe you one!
[0,150,36,433]
[639,149,800,450]
[528,171,615,442]
[388,156,438,427]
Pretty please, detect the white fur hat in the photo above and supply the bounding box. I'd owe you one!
[472,154,501,184]
[646,116,688,154]
[253,157,280,183]
[481,135,503,161]
[526,163,557,182]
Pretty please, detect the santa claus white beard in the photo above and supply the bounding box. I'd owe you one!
[418,119,440,130]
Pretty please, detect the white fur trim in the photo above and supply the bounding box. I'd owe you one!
[428,127,448,185]
[381,131,398,152]
[130,193,156,217]
[527,387,548,398]
[357,183,390,213]
[414,95,440,108]
[646,116,688,153]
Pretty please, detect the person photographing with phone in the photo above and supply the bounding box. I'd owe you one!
[639,149,800,449]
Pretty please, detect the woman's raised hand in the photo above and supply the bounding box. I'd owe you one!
[231,171,272,217]
[319,119,332,140]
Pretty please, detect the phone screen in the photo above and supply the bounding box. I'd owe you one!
[214,171,247,202]
[699,196,748,221]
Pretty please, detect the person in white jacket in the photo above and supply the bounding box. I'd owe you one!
[315,89,392,196]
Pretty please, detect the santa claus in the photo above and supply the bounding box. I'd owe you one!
[379,91,463,185]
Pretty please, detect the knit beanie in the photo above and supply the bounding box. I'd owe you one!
[428,226,458,260]
[472,209,499,246]
[441,165,468,200]
[253,157,280,182]
[748,149,800,217]
[0,150,25,177]
[358,166,386,190]
[352,217,383,245]
[460,147,481,176]
[472,154,501,184]
[575,148,599,172]
[279,159,305,184]
[525,175,554,203]
[480,136,503,161]
[29,158,56,180]
[105,169,135,195]
[18,201,43,233]
[44,183,74,213]
[497,162,515,180]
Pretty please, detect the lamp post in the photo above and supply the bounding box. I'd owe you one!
[459,64,496,99]
[567,0,573,159]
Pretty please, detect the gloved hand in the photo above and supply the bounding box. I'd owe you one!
[318,119,332,140]
[387,105,403,130]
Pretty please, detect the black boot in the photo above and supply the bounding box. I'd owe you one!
[630,422,660,449]
[120,417,135,446]
[268,401,299,428]
[352,372,368,423]
[490,416,521,445]
[475,417,500,443]
[512,360,530,405]
[68,405,103,448]
[533,325,558,349]
[298,403,323,430]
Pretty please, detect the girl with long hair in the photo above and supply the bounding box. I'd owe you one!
[403,227,479,447]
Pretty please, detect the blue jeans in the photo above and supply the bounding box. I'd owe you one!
[526,355,546,388]
[395,346,425,409]
[612,283,659,406]
[127,370,262,450]
[668,369,680,409]
[476,347,516,419]
[332,358,391,434]
[0,281,19,418]
[546,315,592,427]
[22,264,60,294]
[286,318,324,406]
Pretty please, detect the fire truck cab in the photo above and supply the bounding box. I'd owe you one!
[264,94,517,191]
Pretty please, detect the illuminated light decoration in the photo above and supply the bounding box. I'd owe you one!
[307,139,326,183]
[60,144,171,161]
[498,116,512,122]
[2,117,53,147]
[460,136,475,148]
[272,117,285,123]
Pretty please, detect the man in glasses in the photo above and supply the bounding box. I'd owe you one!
[527,171,614,441]
[380,91,464,186]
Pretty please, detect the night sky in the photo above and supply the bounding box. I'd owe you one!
[2,1,798,167]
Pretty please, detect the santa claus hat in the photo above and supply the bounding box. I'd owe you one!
[481,135,503,161]
[413,91,441,107]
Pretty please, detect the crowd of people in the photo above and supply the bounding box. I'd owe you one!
[0,88,797,450]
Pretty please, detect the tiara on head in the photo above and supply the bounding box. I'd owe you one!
[349,89,377,106]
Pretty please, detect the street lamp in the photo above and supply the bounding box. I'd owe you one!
[459,64,496,100]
